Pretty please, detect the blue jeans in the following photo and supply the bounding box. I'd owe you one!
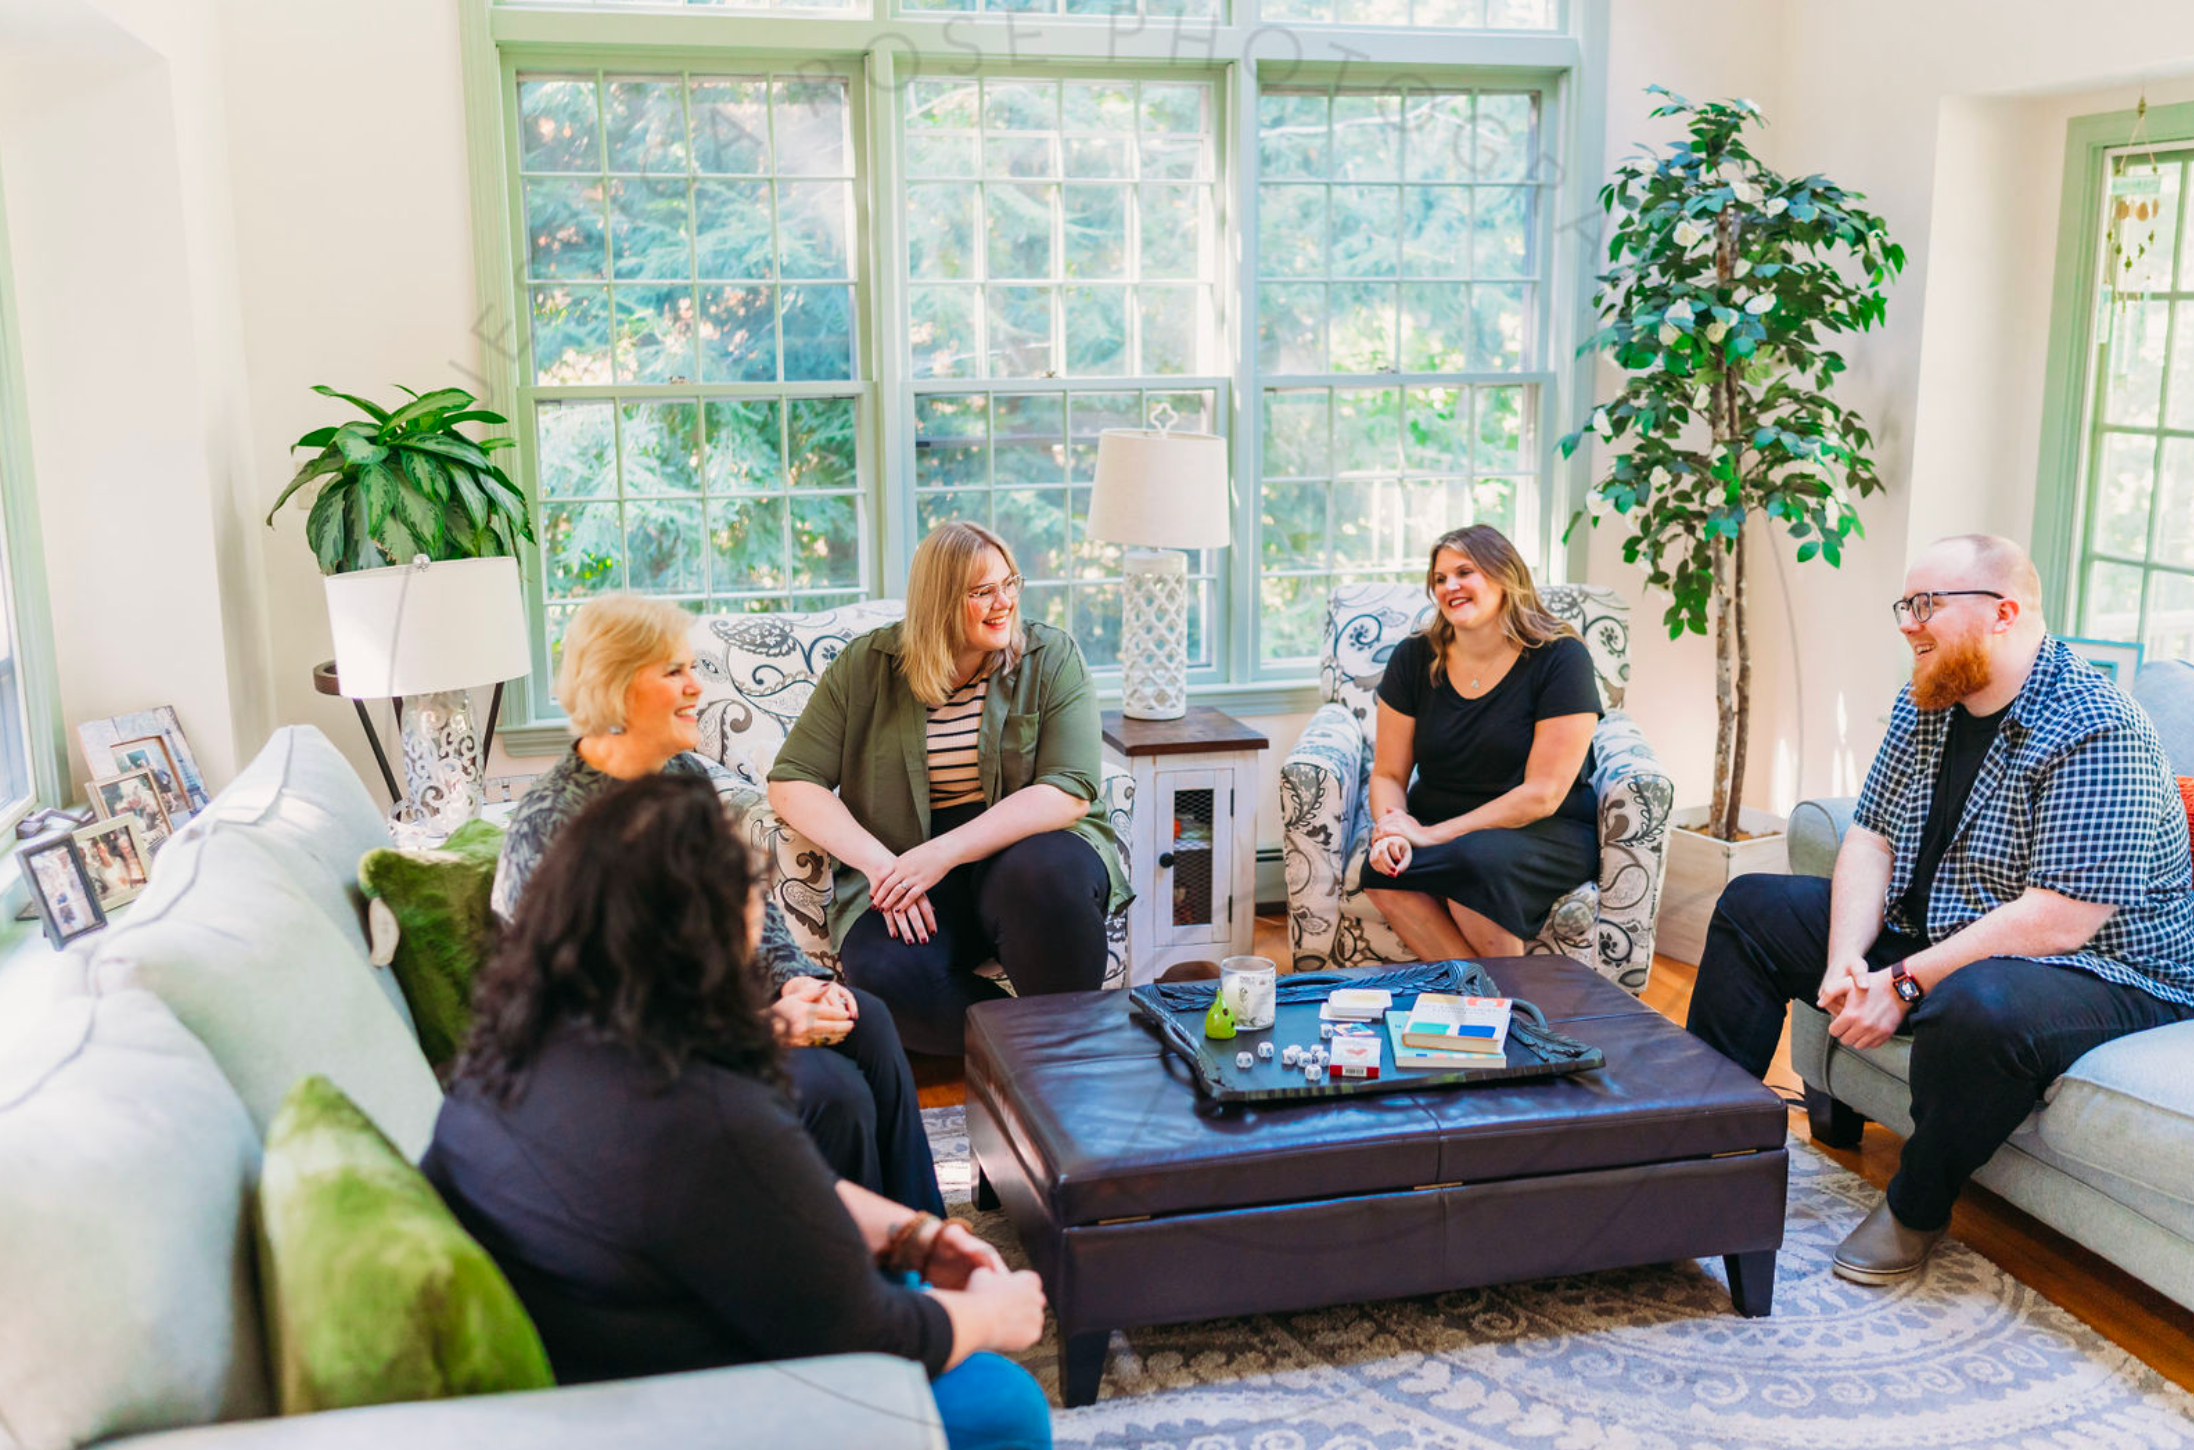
[931,1352,1052,1450]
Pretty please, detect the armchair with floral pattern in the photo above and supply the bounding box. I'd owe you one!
[1278,582,1674,993]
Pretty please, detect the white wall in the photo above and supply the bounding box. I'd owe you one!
[1590,0,2194,819]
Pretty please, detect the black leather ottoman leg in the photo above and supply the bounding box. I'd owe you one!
[1724,1250,1775,1317]
[1061,1330,1109,1407]
[1804,1085,1867,1149]
[974,1162,999,1211]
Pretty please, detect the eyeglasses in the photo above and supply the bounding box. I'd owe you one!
[1890,590,2004,625]
[967,575,1025,606]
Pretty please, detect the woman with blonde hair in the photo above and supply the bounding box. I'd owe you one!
[1361,524,1602,960]
[494,593,940,1216]
[769,522,1129,1056]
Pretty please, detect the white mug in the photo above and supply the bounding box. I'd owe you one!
[1220,955,1278,1030]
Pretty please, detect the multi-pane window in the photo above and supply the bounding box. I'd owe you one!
[0,303,30,816]
[904,77,1224,669]
[1255,85,1541,661]
[516,68,867,644]
[1263,0,1556,27]
[2078,146,2194,665]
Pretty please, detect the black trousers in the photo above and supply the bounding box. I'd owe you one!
[783,986,944,1215]
[1687,872,2194,1230]
[838,808,1111,1057]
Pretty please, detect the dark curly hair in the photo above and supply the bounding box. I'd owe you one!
[455,773,781,1102]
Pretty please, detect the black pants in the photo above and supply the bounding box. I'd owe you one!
[1687,873,2194,1230]
[783,986,944,1215]
[838,809,1111,1057]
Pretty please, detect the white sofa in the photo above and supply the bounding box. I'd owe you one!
[685,600,1137,989]
[0,725,942,1450]
[1278,582,1675,993]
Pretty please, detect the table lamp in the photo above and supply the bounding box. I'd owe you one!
[1088,404,1230,719]
[324,554,531,824]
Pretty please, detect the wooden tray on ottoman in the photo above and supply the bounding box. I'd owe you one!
[964,955,1789,1407]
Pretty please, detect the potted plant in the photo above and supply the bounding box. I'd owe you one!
[266,385,537,821]
[1561,90,1904,962]
[265,384,533,570]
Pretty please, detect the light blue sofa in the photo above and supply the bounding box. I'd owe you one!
[1785,659,2194,1312]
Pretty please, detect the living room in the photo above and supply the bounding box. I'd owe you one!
[2,0,2192,1446]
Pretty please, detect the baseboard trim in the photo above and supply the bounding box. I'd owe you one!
[1256,845,1285,916]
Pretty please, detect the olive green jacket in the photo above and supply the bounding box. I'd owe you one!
[768,619,1131,948]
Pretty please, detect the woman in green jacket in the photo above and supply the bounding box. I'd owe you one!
[768,522,1129,1055]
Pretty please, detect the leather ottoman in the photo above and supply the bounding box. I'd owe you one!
[965,956,1788,1406]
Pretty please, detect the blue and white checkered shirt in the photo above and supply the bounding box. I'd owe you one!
[1854,637,2194,1007]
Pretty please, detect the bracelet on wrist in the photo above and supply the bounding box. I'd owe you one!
[879,1212,939,1274]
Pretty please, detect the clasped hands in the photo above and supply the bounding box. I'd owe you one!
[1817,958,1911,1051]
[1367,809,1442,876]
[866,837,964,945]
[771,976,860,1048]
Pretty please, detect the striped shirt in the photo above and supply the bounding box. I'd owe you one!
[927,675,988,809]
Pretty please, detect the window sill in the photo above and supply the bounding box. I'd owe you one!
[496,677,1326,758]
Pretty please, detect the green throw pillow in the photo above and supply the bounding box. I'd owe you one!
[359,819,505,1068]
[257,1075,553,1415]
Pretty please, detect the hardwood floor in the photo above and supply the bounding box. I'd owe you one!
[908,915,2194,1391]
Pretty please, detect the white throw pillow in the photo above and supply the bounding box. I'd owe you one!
[0,987,269,1449]
[86,826,442,1161]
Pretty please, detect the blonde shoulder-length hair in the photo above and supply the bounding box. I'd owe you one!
[901,521,1024,707]
[1421,524,1575,684]
[555,594,694,737]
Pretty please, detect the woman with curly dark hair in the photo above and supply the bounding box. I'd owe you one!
[425,775,1053,1450]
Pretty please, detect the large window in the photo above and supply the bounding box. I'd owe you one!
[0,184,48,823]
[2072,144,2194,665]
[1254,85,1544,661]
[476,0,1593,729]
[515,68,870,648]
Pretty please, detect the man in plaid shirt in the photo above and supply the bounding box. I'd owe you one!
[1688,534,2194,1285]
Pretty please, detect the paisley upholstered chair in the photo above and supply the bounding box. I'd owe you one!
[1278,582,1674,993]
[684,601,1135,990]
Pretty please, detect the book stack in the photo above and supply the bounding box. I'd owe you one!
[1384,993,1513,1070]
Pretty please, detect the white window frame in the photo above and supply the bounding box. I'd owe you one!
[0,170,67,831]
[461,0,1608,750]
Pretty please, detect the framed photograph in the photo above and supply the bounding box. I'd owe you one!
[111,735,191,826]
[18,832,106,947]
[88,768,174,857]
[72,814,152,910]
[2065,637,2144,684]
[78,708,208,819]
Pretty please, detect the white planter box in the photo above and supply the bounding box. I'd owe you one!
[1656,806,1790,967]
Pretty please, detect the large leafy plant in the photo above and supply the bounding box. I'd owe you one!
[266,385,534,574]
[1561,89,1904,842]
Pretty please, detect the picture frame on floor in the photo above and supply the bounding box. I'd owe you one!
[72,814,152,911]
[18,832,106,947]
[2064,636,2143,683]
[88,767,174,857]
[77,708,208,820]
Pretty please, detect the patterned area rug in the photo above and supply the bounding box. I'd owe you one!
[920,1107,2194,1449]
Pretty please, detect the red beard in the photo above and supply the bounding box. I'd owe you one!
[1911,633,1992,711]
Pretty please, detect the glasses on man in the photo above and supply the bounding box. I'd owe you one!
[967,575,1025,607]
[1889,589,2004,626]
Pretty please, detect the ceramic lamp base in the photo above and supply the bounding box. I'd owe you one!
[398,689,485,826]
[1120,547,1189,720]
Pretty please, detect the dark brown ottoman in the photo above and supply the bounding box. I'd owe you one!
[964,956,1788,1407]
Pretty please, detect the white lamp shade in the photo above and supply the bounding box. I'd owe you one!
[324,555,532,699]
[1088,428,1230,549]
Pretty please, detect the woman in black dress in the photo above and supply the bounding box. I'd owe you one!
[1362,524,1601,959]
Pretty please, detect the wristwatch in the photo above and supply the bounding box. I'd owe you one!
[1889,961,1925,1005]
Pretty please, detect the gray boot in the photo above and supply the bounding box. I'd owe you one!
[1831,1198,1947,1285]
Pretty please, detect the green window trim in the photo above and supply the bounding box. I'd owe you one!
[0,169,69,825]
[457,0,1611,739]
[2034,98,2194,644]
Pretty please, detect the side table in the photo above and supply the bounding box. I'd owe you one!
[1101,707,1267,985]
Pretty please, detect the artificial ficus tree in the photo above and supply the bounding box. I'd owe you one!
[1561,89,1905,842]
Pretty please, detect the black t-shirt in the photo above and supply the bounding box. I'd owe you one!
[1895,703,2004,943]
[423,1022,953,1385]
[1374,632,1602,828]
